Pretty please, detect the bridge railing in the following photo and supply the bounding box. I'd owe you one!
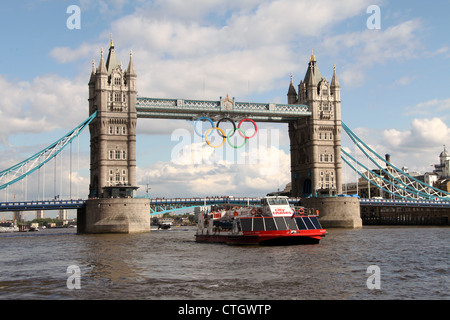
[360,198,450,207]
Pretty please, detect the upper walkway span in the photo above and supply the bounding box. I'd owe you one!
[136,96,311,122]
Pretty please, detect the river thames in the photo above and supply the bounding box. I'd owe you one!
[0,226,448,301]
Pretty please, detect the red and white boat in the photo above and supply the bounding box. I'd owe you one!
[195,196,327,245]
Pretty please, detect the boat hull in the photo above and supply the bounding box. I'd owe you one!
[195,230,325,246]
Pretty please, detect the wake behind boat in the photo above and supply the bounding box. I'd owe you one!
[195,196,327,245]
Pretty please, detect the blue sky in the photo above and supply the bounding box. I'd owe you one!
[0,0,449,219]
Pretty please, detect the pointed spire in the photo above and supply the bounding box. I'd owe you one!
[288,72,297,96]
[127,49,136,76]
[304,50,322,86]
[106,34,119,74]
[89,59,96,84]
[331,64,340,87]
[310,49,316,63]
[97,48,107,74]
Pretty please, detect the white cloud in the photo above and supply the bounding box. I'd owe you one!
[0,74,87,145]
[394,75,416,86]
[52,0,375,99]
[50,43,101,64]
[136,133,291,197]
[341,117,449,182]
[324,19,423,86]
[404,98,450,117]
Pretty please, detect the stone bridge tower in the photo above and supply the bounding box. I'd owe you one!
[88,36,138,199]
[288,52,361,228]
[79,37,150,234]
[288,51,343,198]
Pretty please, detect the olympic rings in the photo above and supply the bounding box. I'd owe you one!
[227,128,247,149]
[205,127,226,148]
[194,117,214,138]
[194,117,258,148]
[216,118,236,138]
[238,119,257,139]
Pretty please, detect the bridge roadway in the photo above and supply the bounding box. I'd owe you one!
[1,197,449,213]
[0,197,300,215]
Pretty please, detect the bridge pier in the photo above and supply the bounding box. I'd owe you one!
[302,197,362,228]
[77,198,150,234]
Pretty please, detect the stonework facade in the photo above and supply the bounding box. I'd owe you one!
[88,38,138,198]
[288,52,343,197]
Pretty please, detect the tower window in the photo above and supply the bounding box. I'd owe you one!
[109,150,114,160]
[114,93,121,102]
[114,77,121,85]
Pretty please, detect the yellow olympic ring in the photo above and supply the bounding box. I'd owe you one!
[205,127,226,148]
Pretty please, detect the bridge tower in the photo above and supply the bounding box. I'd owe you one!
[78,37,150,234]
[288,52,361,228]
[88,36,138,198]
[288,51,342,197]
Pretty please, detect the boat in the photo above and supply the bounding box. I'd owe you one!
[151,218,172,230]
[195,196,327,245]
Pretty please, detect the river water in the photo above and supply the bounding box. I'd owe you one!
[0,226,448,300]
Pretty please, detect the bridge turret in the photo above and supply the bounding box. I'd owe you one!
[289,52,343,198]
[287,73,297,104]
[80,37,149,234]
[88,38,139,199]
[330,65,340,101]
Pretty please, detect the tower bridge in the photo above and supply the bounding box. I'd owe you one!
[1,38,449,232]
[79,38,356,233]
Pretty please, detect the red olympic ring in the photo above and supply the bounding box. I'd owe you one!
[238,119,257,139]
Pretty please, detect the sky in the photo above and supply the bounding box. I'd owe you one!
[0,0,449,219]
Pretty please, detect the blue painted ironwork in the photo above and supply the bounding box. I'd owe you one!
[0,199,86,211]
[341,121,450,201]
[0,112,97,191]
[136,97,311,122]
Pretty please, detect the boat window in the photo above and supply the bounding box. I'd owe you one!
[240,218,253,232]
[295,217,308,230]
[253,218,265,231]
[303,217,315,229]
[264,218,277,231]
[309,217,322,229]
[274,217,287,230]
[284,217,298,230]
[267,198,289,206]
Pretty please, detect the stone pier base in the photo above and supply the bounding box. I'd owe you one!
[77,198,151,234]
[302,197,362,228]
